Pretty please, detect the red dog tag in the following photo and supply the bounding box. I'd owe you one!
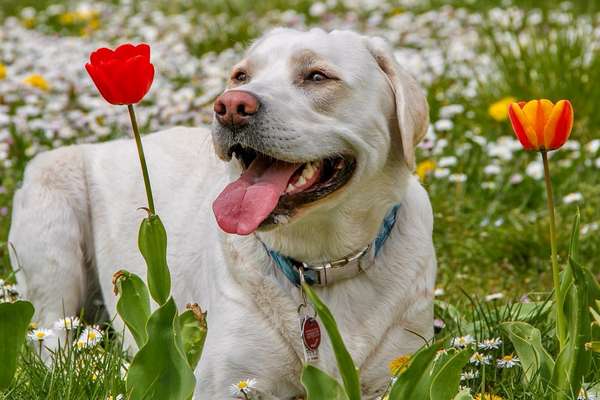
[302,317,321,351]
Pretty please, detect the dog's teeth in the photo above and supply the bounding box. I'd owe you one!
[285,183,295,193]
[297,176,306,186]
[302,164,315,180]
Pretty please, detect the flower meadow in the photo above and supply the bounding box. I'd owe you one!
[1,0,600,399]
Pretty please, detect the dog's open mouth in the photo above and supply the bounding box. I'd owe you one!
[212,144,355,235]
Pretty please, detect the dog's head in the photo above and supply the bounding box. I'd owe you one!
[211,28,428,250]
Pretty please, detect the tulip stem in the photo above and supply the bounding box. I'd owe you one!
[128,104,156,215]
[541,150,565,350]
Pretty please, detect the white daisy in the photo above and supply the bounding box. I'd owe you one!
[28,328,54,342]
[478,338,503,350]
[75,325,103,348]
[448,173,467,183]
[460,369,479,381]
[563,192,583,205]
[484,292,504,302]
[496,354,520,369]
[53,316,81,331]
[229,378,257,397]
[470,352,492,366]
[451,335,475,349]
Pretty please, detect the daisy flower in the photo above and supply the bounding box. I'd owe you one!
[460,369,479,381]
[478,338,502,351]
[53,316,81,331]
[230,378,257,398]
[388,355,411,376]
[451,335,475,349]
[496,354,520,369]
[28,328,54,342]
[75,325,103,348]
[470,352,492,366]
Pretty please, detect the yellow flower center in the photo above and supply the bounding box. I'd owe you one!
[0,64,6,80]
[35,331,45,339]
[23,74,50,91]
[238,381,248,389]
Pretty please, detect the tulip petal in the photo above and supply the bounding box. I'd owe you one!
[114,43,138,61]
[85,63,120,105]
[522,99,553,146]
[544,100,573,150]
[90,47,115,65]
[508,102,537,150]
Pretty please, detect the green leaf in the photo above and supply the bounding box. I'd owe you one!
[501,321,554,383]
[0,300,34,389]
[114,270,151,348]
[178,307,207,369]
[552,258,592,400]
[567,209,580,260]
[138,214,171,305]
[430,348,474,400]
[388,341,444,400]
[301,365,350,400]
[302,284,361,400]
[127,297,196,400]
[453,388,474,400]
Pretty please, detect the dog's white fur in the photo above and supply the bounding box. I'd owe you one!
[9,29,436,399]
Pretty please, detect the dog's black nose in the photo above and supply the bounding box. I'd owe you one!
[214,90,260,128]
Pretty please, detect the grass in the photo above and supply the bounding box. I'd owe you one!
[0,0,599,398]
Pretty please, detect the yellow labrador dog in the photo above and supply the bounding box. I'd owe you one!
[9,28,436,399]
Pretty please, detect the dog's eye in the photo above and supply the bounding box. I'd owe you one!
[306,71,328,82]
[233,71,247,82]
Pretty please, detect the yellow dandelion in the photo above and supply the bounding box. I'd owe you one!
[59,12,77,25]
[416,160,436,181]
[488,96,516,122]
[475,394,503,400]
[388,354,411,376]
[22,18,35,29]
[23,74,51,91]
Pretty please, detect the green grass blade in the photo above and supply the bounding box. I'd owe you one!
[430,348,474,400]
[0,300,34,389]
[301,365,350,400]
[388,340,443,400]
[302,283,361,400]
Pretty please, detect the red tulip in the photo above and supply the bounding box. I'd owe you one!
[507,99,573,151]
[85,43,154,105]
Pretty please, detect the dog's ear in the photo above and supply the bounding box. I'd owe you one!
[365,36,429,170]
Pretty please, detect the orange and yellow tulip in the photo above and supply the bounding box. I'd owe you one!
[507,99,573,151]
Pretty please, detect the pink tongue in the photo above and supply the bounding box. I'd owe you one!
[213,157,301,235]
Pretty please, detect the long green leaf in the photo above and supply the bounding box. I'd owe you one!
[388,341,444,400]
[127,297,196,400]
[501,321,554,383]
[552,258,591,400]
[178,306,207,369]
[138,214,171,305]
[301,365,350,400]
[0,300,34,389]
[302,284,361,400]
[114,270,151,348]
[430,348,474,400]
[453,388,474,400]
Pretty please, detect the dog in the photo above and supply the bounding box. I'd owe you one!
[9,28,436,399]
